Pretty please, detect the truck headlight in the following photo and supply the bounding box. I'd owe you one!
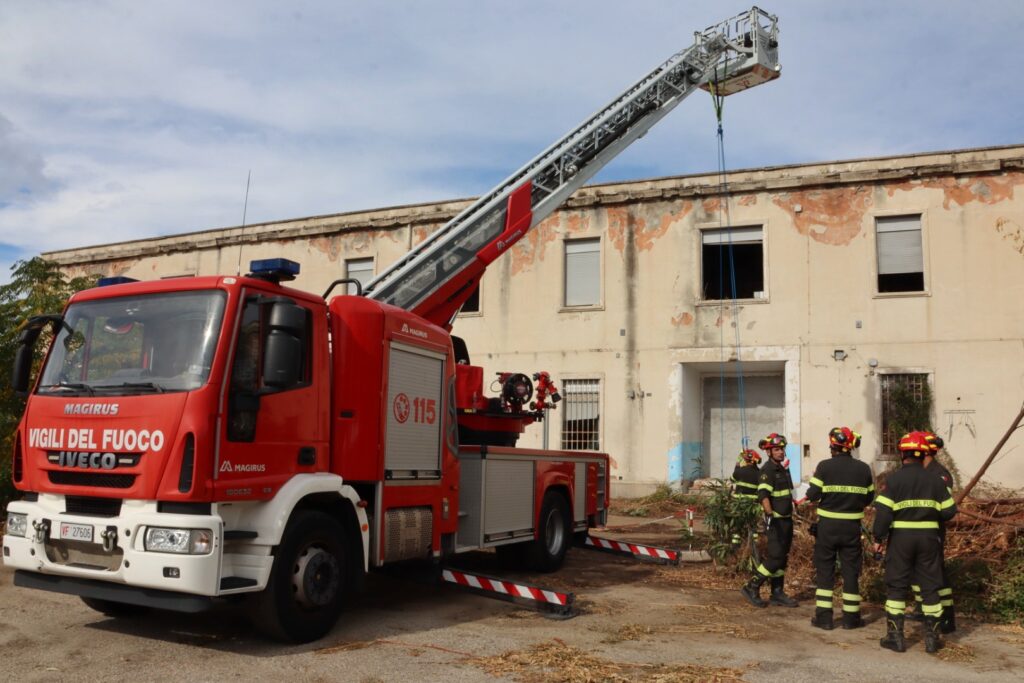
[6,513,28,538]
[144,527,213,554]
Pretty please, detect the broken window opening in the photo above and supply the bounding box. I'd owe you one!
[701,226,764,301]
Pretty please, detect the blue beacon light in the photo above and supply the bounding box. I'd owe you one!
[248,258,300,283]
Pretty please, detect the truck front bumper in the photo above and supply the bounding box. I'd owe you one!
[13,570,215,612]
[3,495,236,601]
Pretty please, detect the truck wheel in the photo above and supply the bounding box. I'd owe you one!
[525,490,571,572]
[255,510,346,643]
[80,597,150,618]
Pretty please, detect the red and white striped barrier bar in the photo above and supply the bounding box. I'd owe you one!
[440,568,575,617]
[579,535,681,565]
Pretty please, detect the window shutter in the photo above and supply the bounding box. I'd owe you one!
[346,258,374,294]
[702,226,763,245]
[876,217,922,275]
[565,239,600,306]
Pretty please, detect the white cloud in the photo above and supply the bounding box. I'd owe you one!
[0,0,1022,270]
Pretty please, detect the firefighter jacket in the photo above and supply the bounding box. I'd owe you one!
[806,453,874,521]
[872,460,956,542]
[758,458,794,518]
[731,463,760,501]
[927,460,954,495]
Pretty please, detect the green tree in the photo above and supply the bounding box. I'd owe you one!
[0,258,97,512]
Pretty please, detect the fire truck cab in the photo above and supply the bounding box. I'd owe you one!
[4,262,608,642]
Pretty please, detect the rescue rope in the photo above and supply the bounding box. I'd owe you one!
[708,78,750,477]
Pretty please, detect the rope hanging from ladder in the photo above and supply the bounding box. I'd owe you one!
[708,79,750,478]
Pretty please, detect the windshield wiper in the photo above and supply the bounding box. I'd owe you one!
[38,382,96,396]
[113,382,165,394]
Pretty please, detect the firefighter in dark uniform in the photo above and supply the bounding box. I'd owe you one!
[740,433,799,608]
[908,432,956,633]
[730,448,762,548]
[872,432,957,654]
[806,427,874,630]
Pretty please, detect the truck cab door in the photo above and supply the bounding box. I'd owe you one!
[215,291,326,499]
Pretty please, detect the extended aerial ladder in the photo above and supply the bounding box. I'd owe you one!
[363,6,780,329]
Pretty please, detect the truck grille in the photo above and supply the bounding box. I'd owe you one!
[65,496,123,517]
[48,471,136,489]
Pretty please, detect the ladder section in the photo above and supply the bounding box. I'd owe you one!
[363,7,779,328]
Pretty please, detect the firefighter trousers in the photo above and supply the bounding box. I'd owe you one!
[755,517,793,580]
[884,531,944,621]
[912,526,953,613]
[813,518,863,614]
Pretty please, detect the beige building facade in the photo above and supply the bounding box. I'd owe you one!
[47,145,1024,496]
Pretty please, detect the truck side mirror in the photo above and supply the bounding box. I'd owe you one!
[262,301,306,389]
[12,334,39,396]
[11,315,67,397]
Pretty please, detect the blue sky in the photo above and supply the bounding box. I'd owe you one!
[1,1,1023,281]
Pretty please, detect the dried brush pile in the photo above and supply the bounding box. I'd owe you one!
[653,481,1024,623]
[469,639,748,683]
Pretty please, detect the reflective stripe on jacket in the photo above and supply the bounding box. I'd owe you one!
[731,463,761,500]
[872,460,956,540]
[806,453,874,520]
[758,458,794,518]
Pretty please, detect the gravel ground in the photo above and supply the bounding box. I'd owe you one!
[2,518,1021,682]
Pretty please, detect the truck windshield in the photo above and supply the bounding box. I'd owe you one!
[37,291,227,395]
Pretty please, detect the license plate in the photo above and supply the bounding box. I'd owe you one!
[58,522,94,543]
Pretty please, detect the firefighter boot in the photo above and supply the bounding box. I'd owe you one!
[769,577,799,608]
[924,616,943,654]
[841,611,865,630]
[940,605,957,634]
[740,575,768,608]
[879,614,906,653]
[810,608,834,630]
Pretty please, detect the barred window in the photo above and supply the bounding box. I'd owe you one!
[880,373,929,456]
[561,379,600,451]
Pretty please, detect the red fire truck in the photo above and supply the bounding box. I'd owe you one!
[3,8,779,642]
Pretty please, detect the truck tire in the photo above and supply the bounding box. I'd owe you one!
[254,510,346,643]
[80,597,150,618]
[524,490,571,572]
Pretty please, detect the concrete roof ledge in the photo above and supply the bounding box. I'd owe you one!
[43,144,1024,265]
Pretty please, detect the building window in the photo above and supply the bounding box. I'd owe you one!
[345,258,374,295]
[880,373,930,457]
[701,226,764,300]
[561,379,600,450]
[876,215,924,293]
[564,238,600,307]
[460,283,481,314]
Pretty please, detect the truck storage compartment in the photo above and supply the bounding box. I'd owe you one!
[455,450,536,550]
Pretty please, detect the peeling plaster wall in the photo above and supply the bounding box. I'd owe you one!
[47,145,1024,496]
